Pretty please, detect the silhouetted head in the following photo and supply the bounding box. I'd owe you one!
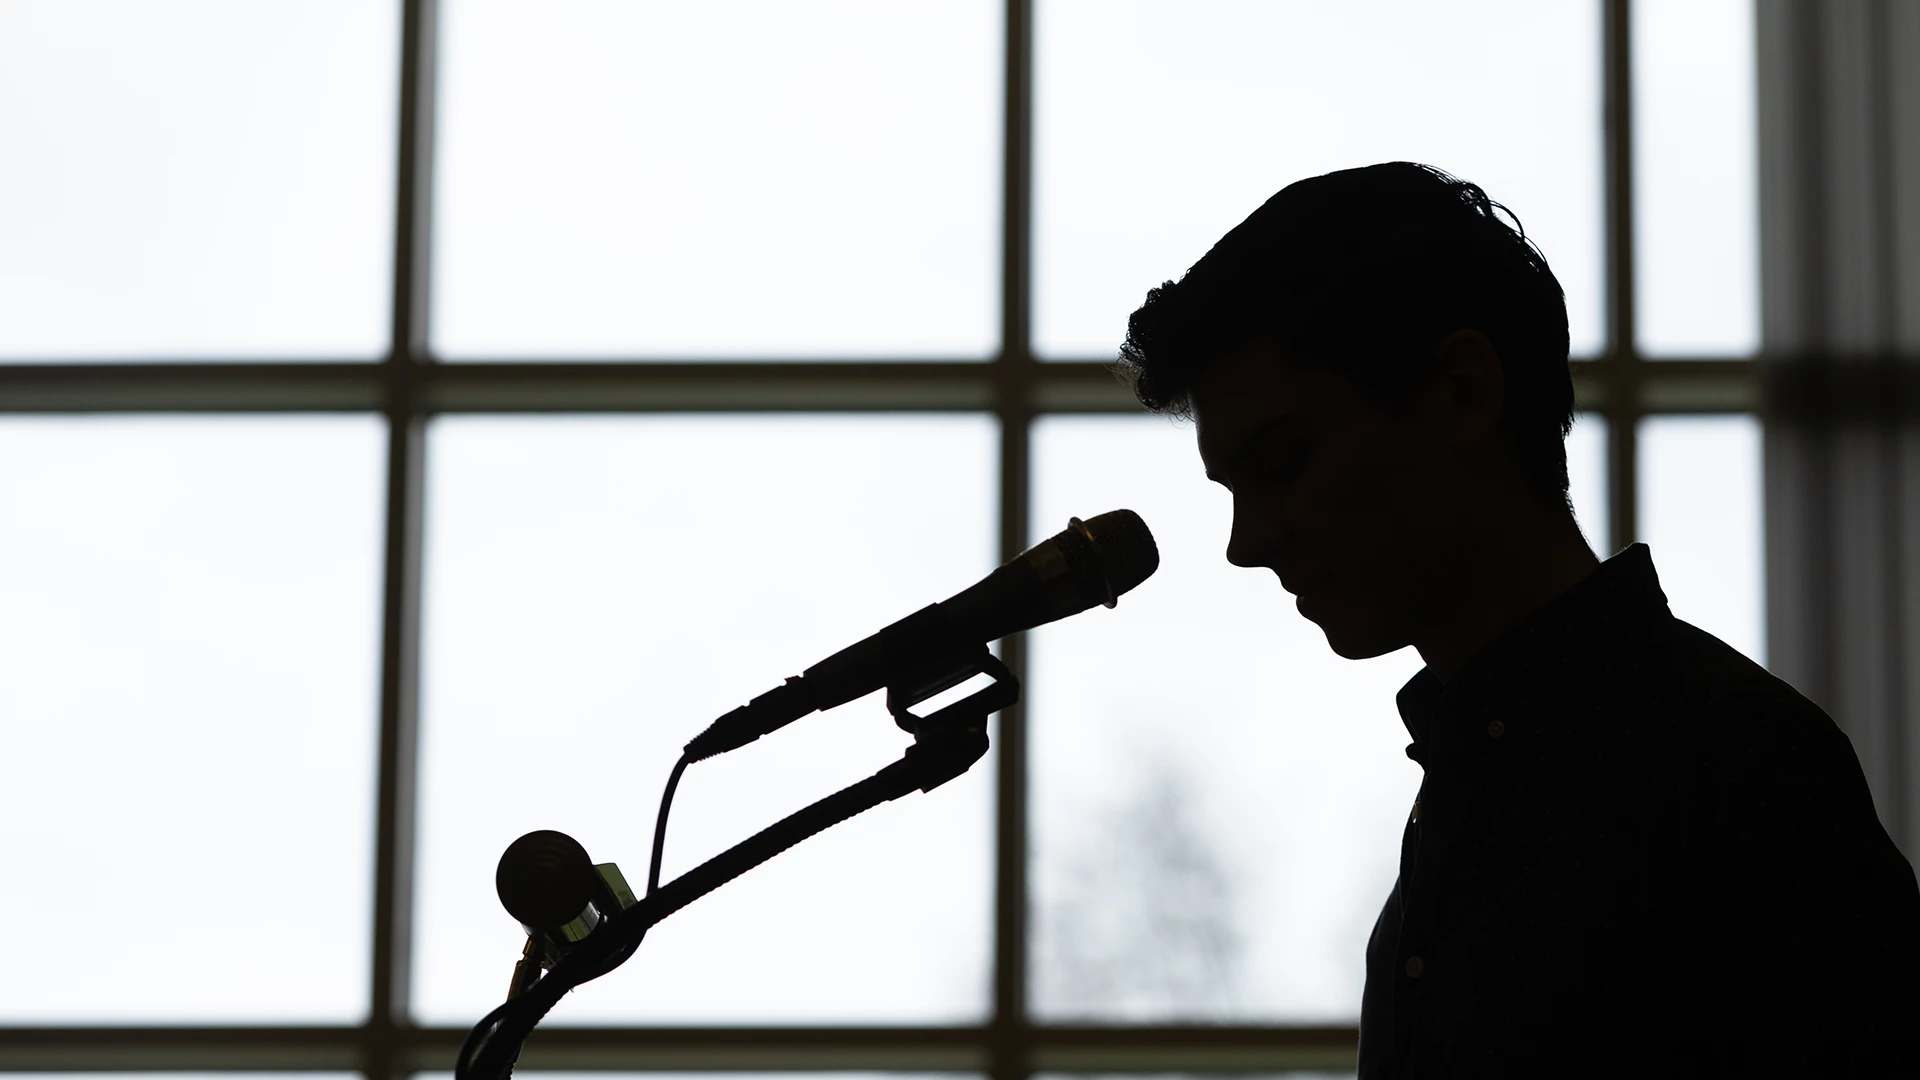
[1116,162,1575,659]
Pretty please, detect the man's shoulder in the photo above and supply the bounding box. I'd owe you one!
[1594,613,1889,841]
[1644,614,1841,756]
[1642,615,1914,883]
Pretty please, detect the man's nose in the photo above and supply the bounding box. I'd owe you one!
[1225,501,1281,569]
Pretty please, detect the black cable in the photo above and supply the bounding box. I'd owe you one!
[649,753,691,895]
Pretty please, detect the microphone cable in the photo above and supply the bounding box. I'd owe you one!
[649,753,691,894]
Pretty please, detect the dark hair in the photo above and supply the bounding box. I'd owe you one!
[1115,161,1575,509]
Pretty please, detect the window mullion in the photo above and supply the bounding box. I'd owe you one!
[994,3,1036,1080]
[369,2,438,1078]
[1603,0,1642,554]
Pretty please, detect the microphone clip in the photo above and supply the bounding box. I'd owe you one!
[885,646,1018,793]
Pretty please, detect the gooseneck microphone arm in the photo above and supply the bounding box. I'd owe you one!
[457,718,993,1079]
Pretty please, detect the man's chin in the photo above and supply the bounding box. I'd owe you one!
[1308,614,1406,661]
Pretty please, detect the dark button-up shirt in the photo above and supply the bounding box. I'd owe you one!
[1357,544,1920,1077]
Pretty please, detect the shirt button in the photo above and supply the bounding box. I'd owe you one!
[1405,955,1425,979]
[1487,720,1506,738]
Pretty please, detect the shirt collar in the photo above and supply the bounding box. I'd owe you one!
[1395,543,1672,765]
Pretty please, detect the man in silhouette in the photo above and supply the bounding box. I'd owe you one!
[1115,162,1920,1076]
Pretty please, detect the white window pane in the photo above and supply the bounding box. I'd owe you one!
[0,2,397,360]
[1035,0,1603,361]
[415,416,998,1025]
[0,418,385,1022]
[433,0,1001,360]
[1569,410,1610,556]
[1632,0,1758,357]
[1029,416,1424,1023]
[1638,415,1765,664]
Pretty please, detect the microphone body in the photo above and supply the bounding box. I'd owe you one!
[684,510,1157,761]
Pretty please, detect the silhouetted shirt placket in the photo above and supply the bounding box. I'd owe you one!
[1377,668,1491,1074]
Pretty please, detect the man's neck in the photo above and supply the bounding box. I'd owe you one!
[1416,508,1602,684]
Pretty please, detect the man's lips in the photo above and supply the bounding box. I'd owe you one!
[1280,570,1331,596]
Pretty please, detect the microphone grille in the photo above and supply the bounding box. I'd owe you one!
[1084,509,1159,597]
[496,829,596,932]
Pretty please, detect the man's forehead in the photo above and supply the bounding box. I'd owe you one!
[1191,346,1320,462]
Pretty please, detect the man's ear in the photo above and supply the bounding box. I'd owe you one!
[1430,328,1505,448]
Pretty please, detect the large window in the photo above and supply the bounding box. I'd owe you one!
[0,1,1760,1077]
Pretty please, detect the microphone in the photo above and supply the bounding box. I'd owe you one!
[684,509,1158,762]
[494,830,641,997]
[496,830,603,941]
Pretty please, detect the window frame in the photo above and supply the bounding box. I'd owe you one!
[0,1,1755,1075]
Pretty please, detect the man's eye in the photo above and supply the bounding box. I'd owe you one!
[1255,442,1309,481]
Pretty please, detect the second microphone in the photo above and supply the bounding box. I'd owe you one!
[684,509,1158,761]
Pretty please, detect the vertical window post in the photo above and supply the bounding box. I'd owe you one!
[1603,0,1641,554]
[370,1,437,1076]
[994,4,1037,1080]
